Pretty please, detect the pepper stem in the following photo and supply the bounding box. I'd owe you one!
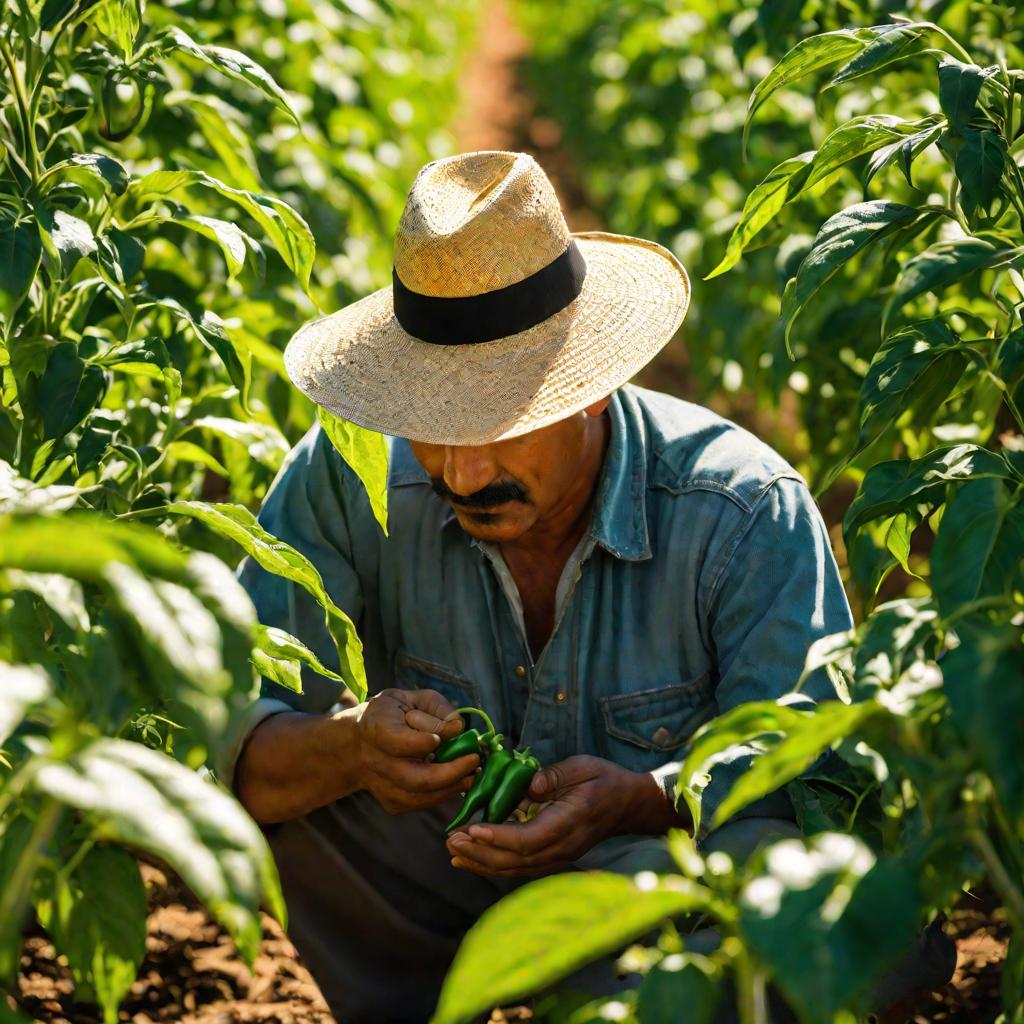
[452,706,495,737]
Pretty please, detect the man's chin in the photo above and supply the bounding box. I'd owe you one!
[453,507,530,542]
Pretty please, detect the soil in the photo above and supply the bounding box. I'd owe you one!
[6,2,1010,1023]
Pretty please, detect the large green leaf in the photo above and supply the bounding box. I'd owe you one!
[430,873,714,1024]
[28,737,285,964]
[635,954,721,1024]
[127,170,314,290]
[38,208,97,277]
[317,407,389,535]
[826,23,928,87]
[251,623,344,694]
[955,128,1007,219]
[883,238,1019,334]
[709,701,877,830]
[46,845,147,1024]
[0,459,84,514]
[0,662,51,746]
[743,27,882,150]
[165,501,366,700]
[39,343,107,441]
[0,208,41,323]
[704,152,813,279]
[189,415,289,470]
[844,445,1011,537]
[937,56,996,132]
[800,115,918,194]
[781,201,917,351]
[740,837,920,1021]
[931,478,1024,618]
[158,26,299,125]
[0,514,189,582]
[863,116,945,190]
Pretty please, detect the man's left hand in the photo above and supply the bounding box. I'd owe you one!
[446,755,678,878]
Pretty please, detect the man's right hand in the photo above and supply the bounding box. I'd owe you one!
[351,688,480,814]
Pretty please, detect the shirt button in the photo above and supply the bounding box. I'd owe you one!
[555,691,568,704]
[514,665,527,678]
[652,726,672,746]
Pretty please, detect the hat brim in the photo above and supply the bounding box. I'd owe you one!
[284,231,691,446]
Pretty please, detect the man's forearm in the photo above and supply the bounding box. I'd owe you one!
[620,769,692,836]
[235,709,363,824]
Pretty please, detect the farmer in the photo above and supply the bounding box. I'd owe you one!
[219,151,954,1022]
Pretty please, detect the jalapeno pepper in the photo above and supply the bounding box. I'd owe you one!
[446,734,513,832]
[432,706,495,763]
[485,747,541,824]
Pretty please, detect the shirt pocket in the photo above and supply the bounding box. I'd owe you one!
[393,650,483,714]
[597,674,715,773]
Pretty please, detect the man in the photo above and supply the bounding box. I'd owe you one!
[219,151,952,1022]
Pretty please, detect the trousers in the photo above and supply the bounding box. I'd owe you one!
[264,793,956,1023]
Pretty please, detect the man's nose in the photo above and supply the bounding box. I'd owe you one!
[442,446,498,498]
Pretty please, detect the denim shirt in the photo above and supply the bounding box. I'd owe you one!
[218,384,853,839]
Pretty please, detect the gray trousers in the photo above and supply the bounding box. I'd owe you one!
[265,794,956,1023]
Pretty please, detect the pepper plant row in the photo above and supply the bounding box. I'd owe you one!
[0,0,475,1021]
[430,5,1024,1023]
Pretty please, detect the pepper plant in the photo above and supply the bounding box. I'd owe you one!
[429,10,1024,1024]
[0,0,485,1018]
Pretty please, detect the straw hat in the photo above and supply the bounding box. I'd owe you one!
[284,150,691,445]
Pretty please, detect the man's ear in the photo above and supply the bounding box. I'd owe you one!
[583,395,613,418]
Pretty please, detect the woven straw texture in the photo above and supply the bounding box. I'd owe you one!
[285,151,691,445]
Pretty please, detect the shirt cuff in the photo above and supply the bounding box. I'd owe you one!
[211,696,295,793]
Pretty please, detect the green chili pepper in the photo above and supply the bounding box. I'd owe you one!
[432,706,496,764]
[485,748,541,824]
[433,728,484,763]
[446,734,513,832]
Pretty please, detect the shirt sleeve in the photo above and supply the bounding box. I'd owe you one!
[652,474,854,843]
[212,423,366,791]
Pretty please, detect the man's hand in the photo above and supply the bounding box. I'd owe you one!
[445,755,685,877]
[353,688,479,814]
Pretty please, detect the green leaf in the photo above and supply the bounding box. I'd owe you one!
[0,208,41,323]
[430,873,713,1024]
[782,201,917,352]
[39,343,107,441]
[801,116,916,195]
[59,153,129,197]
[709,701,877,830]
[679,700,809,837]
[938,56,995,132]
[931,478,1024,618]
[942,619,1024,824]
[863,117,945,190]
[48,846,147,1024]
[160,26,299,125]
[744,28,875,151]
[251,623,345,693]
[704,152,813,279]
[955,128,1007,219]
[164,439,229,476]
[165,501,367,701]
[317,407,389,535]
[167,93,262,194]
[826,23,927,87]
[740,837,921,1021]
[38,208,97,277]
[190,415,289,470]
[0,815,36,983]
[128,169,314,290]
[0,662,51,746]
[636,954,720,1024]
[28,737,285,964]
[0,459,84,514]
[0,514,189,582]
[844,444,1011,537]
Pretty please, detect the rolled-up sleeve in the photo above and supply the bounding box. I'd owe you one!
[212,424,366,790]
[655,475,853,841]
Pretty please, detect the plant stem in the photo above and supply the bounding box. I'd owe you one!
[970,827,1024,930]
[0,39,39,183]
[0,799,64,938]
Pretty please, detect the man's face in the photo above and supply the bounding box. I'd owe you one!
[409,398,610,543]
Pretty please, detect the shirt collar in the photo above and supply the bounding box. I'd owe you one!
[386,387,651,561]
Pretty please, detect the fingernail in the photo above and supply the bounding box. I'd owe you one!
[449,833,466,847]
[451,858,466,869]
[442,711,461,723]
[531,773,550,795]
[467,825,492,843]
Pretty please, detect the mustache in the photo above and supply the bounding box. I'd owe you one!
[430,477,530,509]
